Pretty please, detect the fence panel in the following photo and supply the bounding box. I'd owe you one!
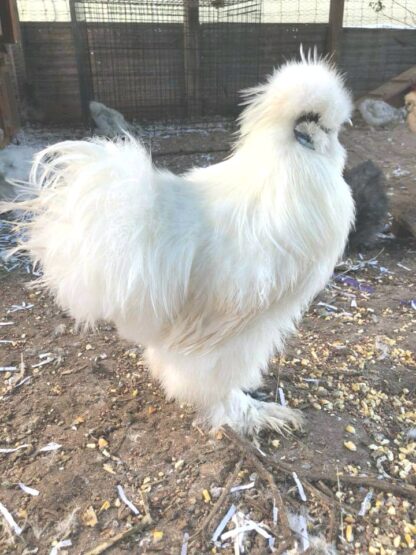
[15,0,416,124]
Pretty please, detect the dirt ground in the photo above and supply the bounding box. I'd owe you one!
[0,121,415,555]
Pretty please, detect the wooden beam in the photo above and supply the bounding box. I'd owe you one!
[0,0,21,44]
[69,0,93,126]
[183,0,201,117]
[327,0,345,62]
[355,65,416,107]
[0,63,20,146]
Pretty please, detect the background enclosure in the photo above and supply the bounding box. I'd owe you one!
[11,0,416,124]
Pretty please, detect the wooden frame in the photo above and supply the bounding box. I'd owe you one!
[0,0,20,145]
[183,0,201,117]
[327,0,345,62]
[0,0,20,44]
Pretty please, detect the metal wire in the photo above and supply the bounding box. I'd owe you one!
[341,0,415,99]
[69,0,263,123]
[344,0,416,28]
[17,0,70,21]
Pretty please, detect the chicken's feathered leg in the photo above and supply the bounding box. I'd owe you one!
[204,390,303,435]
[146,347,302,435]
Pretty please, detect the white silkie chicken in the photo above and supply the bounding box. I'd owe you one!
[2,55,354,436]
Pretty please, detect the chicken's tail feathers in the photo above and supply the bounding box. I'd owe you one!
[1,134,152,210]
[30,134,150,193]
[0,135,155,325]
[0,134,153,255]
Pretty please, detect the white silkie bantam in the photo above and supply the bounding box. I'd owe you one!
[1,51,354,436]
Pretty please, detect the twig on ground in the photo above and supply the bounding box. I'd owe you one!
[300,470,416,500]
[83,515,152,555]
[113,424,131,455]
[139,490,152,522]
[274,540,292,555]
[302,480,337,544]
[223,426,294,548]
[223,424,416,554]
[327,503,338,545]
[223,426,416,500]
[190,459,242,541]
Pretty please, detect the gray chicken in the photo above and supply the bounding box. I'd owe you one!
[345,160,388,249]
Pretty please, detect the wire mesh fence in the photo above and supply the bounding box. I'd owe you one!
[14,0,416,127]
[17,0,70,21]
[15,0,262,125]
[341,0,415,99]
[70,0,263,123]
[344,0,416,28]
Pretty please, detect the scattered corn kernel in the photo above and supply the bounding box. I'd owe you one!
[98,437,108,449]
[153,530,164,542]
[345,524,353,542]
[202,489,211,503]
[393,536,401,548]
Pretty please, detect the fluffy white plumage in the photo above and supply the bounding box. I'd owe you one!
[2,55,354,436]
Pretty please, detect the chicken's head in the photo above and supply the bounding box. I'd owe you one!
[236,51,353,170]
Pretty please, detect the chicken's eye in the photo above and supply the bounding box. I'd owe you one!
[294,127,314,150]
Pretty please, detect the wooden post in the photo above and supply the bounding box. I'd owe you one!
[0,0,21,145]
[327,0,345,63]
[183,0,201,117]
[69,0,94,126]
[0,62,20,146]
[0,0,20,44]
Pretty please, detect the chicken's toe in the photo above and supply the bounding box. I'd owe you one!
[201,389,303,437]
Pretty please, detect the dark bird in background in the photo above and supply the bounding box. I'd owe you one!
[345,160,389,249]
